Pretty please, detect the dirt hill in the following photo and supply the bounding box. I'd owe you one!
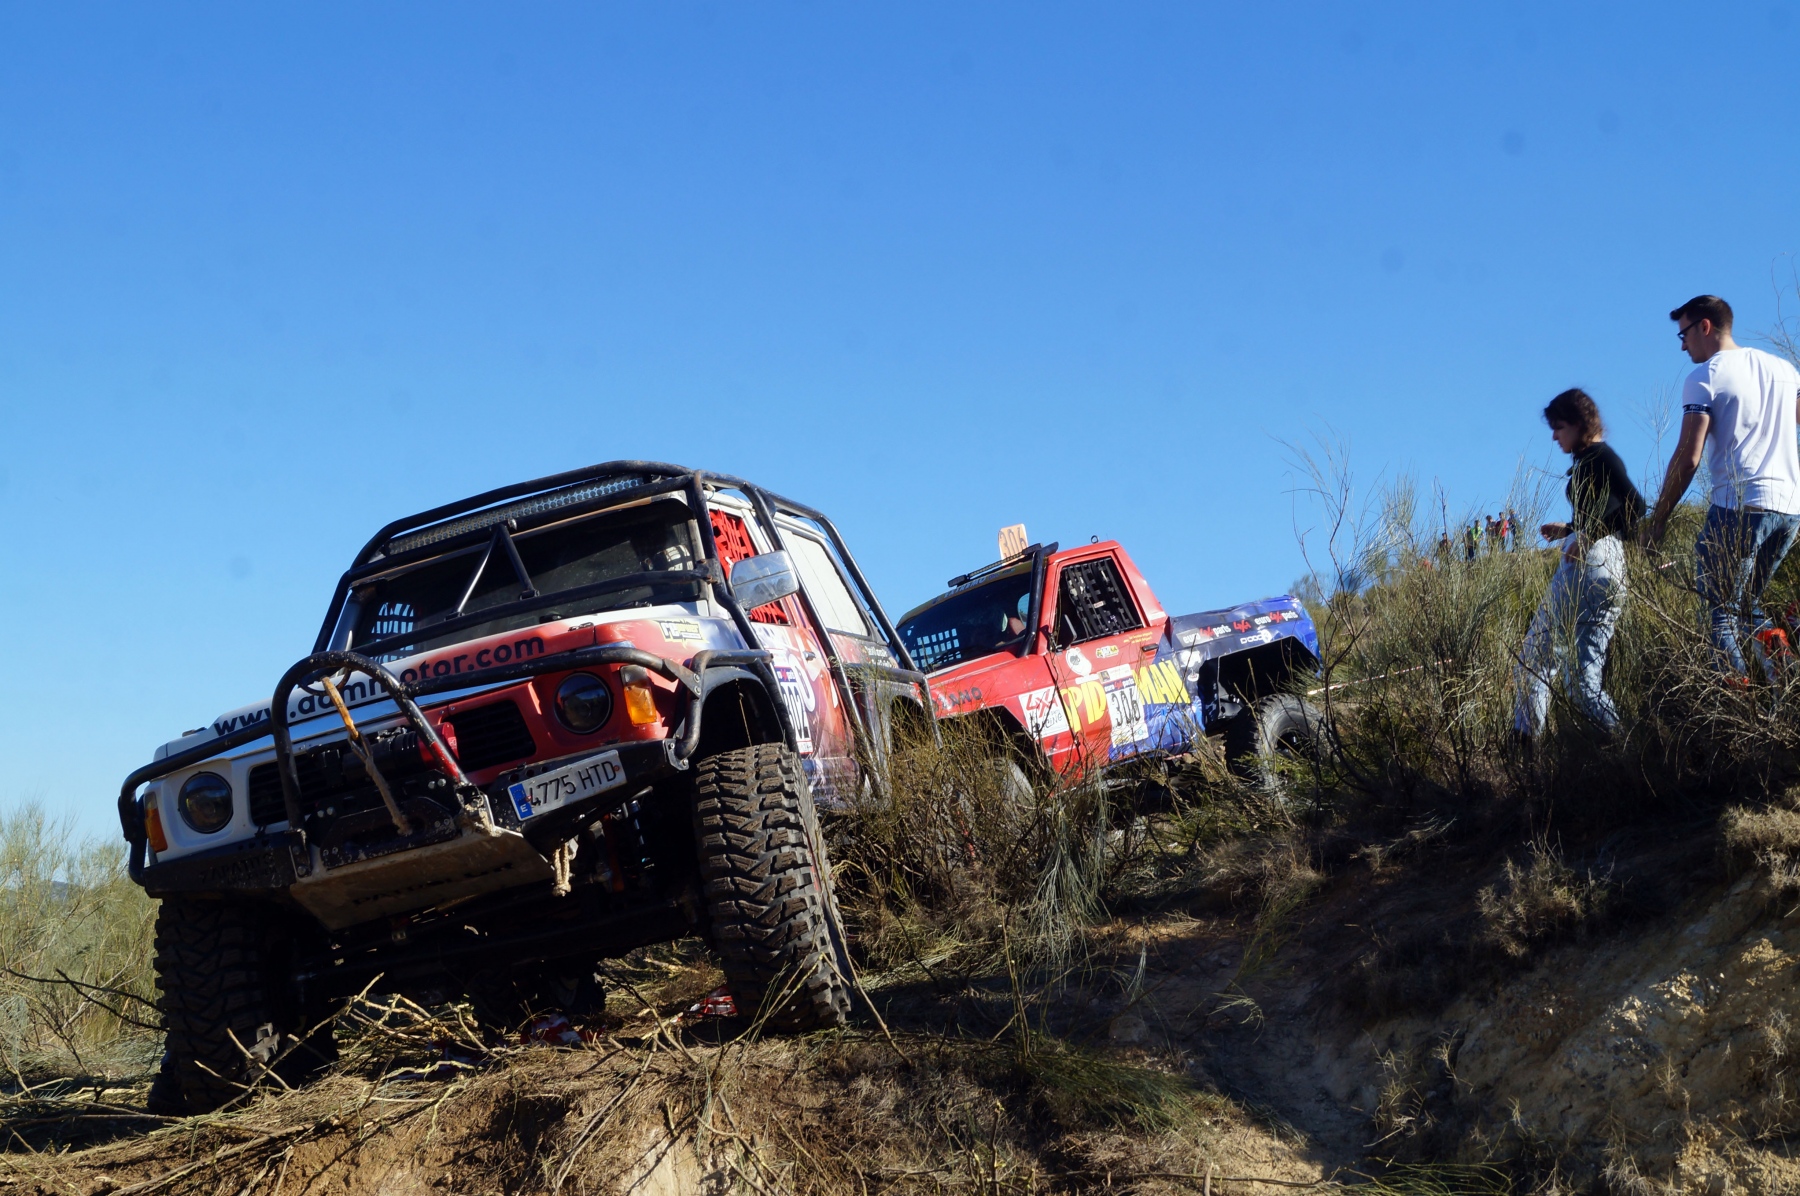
[10,769,1800,1195]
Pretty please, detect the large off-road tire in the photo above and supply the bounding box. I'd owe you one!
[984,756,1035,809]
[692,743,852,1031]
[153,898,336,1113]
[1223,694,1335,800]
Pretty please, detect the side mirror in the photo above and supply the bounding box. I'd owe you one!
[728,550,801,610]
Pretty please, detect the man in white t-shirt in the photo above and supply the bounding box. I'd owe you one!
[1644,294,1800,675]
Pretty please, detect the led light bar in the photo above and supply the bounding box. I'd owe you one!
[385,474,656,557]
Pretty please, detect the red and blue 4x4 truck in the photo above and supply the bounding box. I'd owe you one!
[893,538,1327,782]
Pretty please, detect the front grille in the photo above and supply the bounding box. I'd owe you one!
[445,700,536,771]
[248,753,338,827]
[248,765,286,827]
[243,700,535,827]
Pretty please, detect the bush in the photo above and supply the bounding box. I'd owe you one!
[0,806,159,1083]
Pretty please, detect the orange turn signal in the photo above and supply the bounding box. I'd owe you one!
[619,665,659,725]
[145,801,169,853]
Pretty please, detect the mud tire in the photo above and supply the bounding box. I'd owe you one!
[1224,694,1334,799]
[987,756,1035,809]
[692,743,851,1031]
[153,897,336,1113]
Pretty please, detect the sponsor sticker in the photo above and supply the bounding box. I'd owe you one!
[1094,644,1120,659]
[1064,646,1093,676]
[1100,666,1148,747]
[1134,659,1190,705]
[658,619,704,641]
[769,653,817,755]
[935,685,983,711]
[1019,686,1071,739]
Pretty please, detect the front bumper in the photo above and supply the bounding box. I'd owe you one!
[137,737,682,901]
[135,738,687,936]
[124,646,779,894]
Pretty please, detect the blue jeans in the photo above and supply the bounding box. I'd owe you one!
[1514,535,1626,735]
[1695,504,1800,675]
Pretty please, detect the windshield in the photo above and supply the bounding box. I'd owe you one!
[348,497,703,657]
[896,566,1033,673]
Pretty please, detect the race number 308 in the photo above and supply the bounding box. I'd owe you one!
[507,750,626,820]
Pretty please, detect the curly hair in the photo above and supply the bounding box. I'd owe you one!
[1543,387,1605,445]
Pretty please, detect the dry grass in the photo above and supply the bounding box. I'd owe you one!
[0,806,159,1088]
[0,979,1283,1196]
[1474,842,1610,962]
[0,740,1308,1191]
[837,719,1158,978]
[1722,803,1800,892]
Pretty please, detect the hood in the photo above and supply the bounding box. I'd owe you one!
[152,604,734,762]
[922,648,1029,716]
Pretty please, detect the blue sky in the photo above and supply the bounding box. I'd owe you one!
[5,3,1800,838]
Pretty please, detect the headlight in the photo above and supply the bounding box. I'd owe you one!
[177,772,234,834]
[554,673,612,734]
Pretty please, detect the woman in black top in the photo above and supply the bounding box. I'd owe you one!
[1513,389,1644,740]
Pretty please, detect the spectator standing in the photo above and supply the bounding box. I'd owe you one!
[1643,296,1800,675]
[1464,522,1479,561]
[1515,389,1644,739]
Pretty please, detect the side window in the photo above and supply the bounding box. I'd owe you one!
[786,533,872,637]
[1055,558,1142,645]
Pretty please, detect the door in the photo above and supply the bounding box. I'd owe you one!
[1044,554,1157,766]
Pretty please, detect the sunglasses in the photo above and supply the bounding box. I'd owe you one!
[1678,321,1703,342]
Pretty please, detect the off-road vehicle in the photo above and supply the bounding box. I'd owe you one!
[118,462,930,1111]
[894,537,1326,783]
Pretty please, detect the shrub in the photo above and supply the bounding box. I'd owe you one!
[0,805,159,1083]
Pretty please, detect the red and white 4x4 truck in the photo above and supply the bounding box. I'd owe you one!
[118,462,930,1112]
[893,539,1325,780]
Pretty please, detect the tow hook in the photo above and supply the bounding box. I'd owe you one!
[457,789,497,834]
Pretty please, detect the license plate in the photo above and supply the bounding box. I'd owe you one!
[506,750,626,820]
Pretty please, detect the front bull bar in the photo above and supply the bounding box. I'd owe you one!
[118,642,773,883]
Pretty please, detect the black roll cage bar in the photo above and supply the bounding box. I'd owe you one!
[312,460,919,674]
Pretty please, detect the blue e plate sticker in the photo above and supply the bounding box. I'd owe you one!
[507,750,626,820]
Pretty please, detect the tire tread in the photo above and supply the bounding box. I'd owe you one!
[691,744,850,1031]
